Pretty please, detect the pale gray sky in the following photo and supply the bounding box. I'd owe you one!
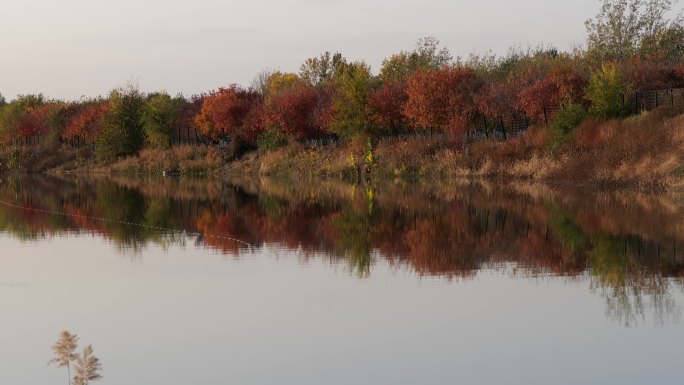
[1,0,602,100]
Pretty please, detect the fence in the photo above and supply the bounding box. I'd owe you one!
[466,86,684,143]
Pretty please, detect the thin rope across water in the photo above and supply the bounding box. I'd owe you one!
[0,199,260,252]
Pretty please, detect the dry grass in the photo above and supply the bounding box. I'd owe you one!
[101,145,218,175]
[224,110,684,187]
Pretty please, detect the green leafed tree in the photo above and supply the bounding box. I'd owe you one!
[585,62,630,119]
[328,62,376,138]
[299,51,347,86]
[141,92,182,149]
[585,0,684,62]
[97,84,145,160]
[380,36,452,81]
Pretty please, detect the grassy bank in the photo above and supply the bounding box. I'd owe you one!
[1,109,683,188]
[227,108,684,187]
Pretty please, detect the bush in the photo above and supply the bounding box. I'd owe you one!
[257,128,289,153]
[96,85,145,161]
[546,102,586,151]
[585,63,629,119]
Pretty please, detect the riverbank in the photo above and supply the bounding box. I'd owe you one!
[227,108,684,188]
[1,109,683,188]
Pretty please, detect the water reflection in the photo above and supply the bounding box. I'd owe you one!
[0,174,683,326]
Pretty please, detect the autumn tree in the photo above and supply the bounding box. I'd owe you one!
[0,94,45,145]
[403,67,484,136]
[64,101,108,147]
[96,85,145,160]
[263,72,300,98]
[195,85,263,143]
[366,80,408,133]
[585,0,684,62]
[516,66,588,120]
[380,36,452,81]
[264,81,320,140]
[327,62,376,138]
[48,331,79,385]
[176,94,206,144]
[141,92,183,149]
[299,52,347,86]
[585,62,630,118]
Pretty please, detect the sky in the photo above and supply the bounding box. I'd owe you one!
[1,0,603,101]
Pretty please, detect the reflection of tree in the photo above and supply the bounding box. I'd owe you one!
[588,234,681,326]
[329,205,374,278]
[1,174,684,325]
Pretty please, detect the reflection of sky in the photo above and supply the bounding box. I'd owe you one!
[1,235,682,385]
[0,0,603,100]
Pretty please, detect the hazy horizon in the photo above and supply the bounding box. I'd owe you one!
[0,0,627,100]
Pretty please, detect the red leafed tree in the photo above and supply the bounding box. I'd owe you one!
[64,102,109,146]
[516,67,587,120]
[403,67,484,135]
[264,82,320,140]
[476,80,521,118]
[194,85,262,142]
[367,80,408,133]
[622,58,684,90]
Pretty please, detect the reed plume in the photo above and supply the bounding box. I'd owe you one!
[48,331,79,385]
[73,344,103,385]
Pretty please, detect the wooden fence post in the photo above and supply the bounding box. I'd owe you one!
[543,106,548,125]
[635,91,639,113]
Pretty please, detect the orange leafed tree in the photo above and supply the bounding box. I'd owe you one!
[64,102,109,146]
[403,67,483,135]
[194,85,262,142]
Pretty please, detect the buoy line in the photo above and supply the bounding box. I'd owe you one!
[0,199,259,252]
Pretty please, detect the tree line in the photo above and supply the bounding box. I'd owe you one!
[1,0,683,160]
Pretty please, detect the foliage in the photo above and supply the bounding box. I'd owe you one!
[403,67,483,134]
[380,36,452,81]
[585,63,630,119]
[299,52,347,86]
[263,72,300,97]
[516,66,588,120]
[141,92,182,149]
[96,85,145,160]
[367,80,408,133]
[264,82,320,139]
[64,101,108,146]
[547,102,587,150]
[257,128,289,153]
[195,85,263,143]
[0,94,45,144]
[585,0,684,62]
[327,62,376,138]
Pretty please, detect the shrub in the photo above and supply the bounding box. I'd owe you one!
[546,102,586,151]
[96,85,145,160]
[258,128,289,153]
[585,63,629,119]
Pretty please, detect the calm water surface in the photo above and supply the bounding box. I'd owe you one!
[0,175,683,385]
